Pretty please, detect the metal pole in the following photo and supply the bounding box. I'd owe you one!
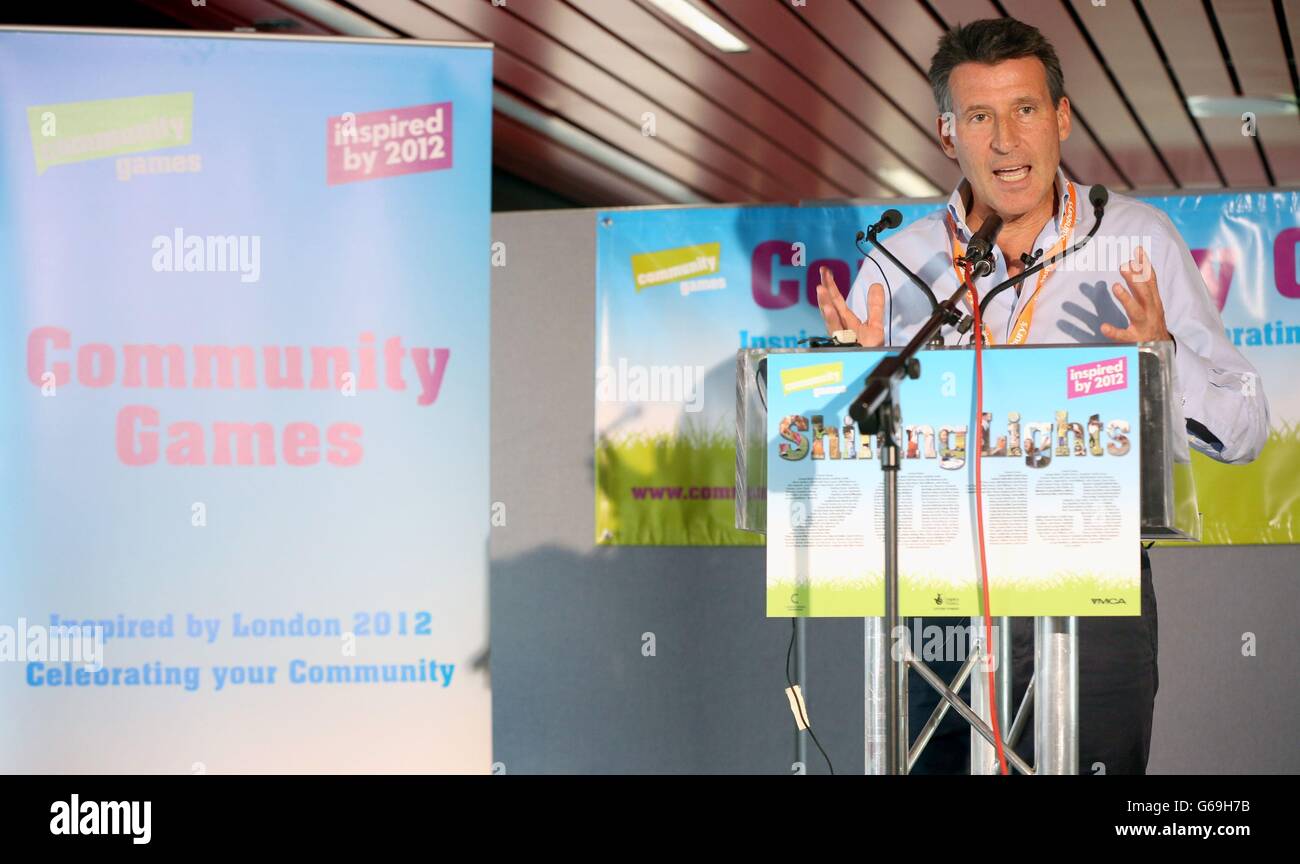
[908,654,1034,775]
[972,616,1014,774]
[881,408,907,775]
[1035,616,1078,775]
[864,616,887,774]
[995,616,1011,745]
[969,616,993,774]
[795,617,807,771]
[910,649,978,772]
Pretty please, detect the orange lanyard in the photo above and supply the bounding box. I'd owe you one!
[946,182,1077,345]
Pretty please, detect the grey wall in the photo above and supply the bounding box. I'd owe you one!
[489,209,1300,775]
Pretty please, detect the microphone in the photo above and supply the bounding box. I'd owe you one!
[958,214,1003,278]
[856,208,943,317]
[855,209,903,244]
[872,208,903,235]
[1089,184,1108,216]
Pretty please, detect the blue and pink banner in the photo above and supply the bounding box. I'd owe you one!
[0,30,493,772]
[596,192,1299,546]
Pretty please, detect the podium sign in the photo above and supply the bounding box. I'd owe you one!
[762,345,1142,618]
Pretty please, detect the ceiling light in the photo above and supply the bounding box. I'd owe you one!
[881,167,942,198]
[1186,95,1298,118]
[644,0,749,53]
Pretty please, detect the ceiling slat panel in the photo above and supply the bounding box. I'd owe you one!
[927,0,1005,28]
[573,0,853,198]
[707,0,955,194]
[1212,0,1292,92]
[422,0,763,201]
[593,0,891,197]
[857,0,1123,187]
[351,0,752,201]
[136,0,284,31]
[247,0,1294,200]
[1210,0,1300,183]
[493,111,669,206]
[490,52,757,201]
[915,0,1128,188]
[905,0,1126,189]
[855,0,949,69]
[1285,0,1300,72]
[1000,0,1170,188]
[1142,0,1271,186]
[626,0,892,197]
[510,0,837,199]
[798,1,949,152]
[347,0,474,39]
[1069,0,1219,187]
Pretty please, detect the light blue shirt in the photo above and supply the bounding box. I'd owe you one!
[846,168,1270,464]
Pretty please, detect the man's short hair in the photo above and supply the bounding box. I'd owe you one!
[928,18,1066,114]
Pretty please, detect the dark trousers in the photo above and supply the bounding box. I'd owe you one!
[908,550,1158,775]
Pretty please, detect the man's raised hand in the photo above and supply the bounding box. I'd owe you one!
[814,265,886,347]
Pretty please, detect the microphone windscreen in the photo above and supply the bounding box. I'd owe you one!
[882,209,903,229]
[1089,184,1109,211]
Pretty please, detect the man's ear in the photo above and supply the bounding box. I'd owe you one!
[936,111,958,159]
[1056,96,1072,143]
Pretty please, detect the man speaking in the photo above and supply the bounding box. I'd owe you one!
[815,18,1269,774]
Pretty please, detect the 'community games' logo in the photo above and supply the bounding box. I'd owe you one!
[630,243,724,295]
[27,92,193,175]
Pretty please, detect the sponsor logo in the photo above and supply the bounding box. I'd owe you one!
[27,92,192,174]
[779,361,844,397]
[327,102,452,185]
[932,593,960,609]
[631,242,720,291]
[1068,356,1128,399]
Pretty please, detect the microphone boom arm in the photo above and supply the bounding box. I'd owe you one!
[859,227,941,313]
[975,194,1109,319]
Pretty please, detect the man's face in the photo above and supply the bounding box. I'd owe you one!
[937,56,1071,220]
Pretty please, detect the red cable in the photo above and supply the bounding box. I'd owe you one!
[962,261,1010,776]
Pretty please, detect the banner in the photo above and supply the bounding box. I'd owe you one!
[0,30,493,772]
[766,347,1141,617]
[595,193,1299,546]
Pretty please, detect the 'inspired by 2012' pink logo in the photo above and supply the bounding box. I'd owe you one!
[1067,356,1127,399]
[326,102,452,185]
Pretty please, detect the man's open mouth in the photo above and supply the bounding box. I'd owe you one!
[993,165,1031,182]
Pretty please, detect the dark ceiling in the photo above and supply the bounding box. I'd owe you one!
[8,0,1299,206]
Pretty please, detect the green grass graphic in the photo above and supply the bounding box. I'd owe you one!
[768,573,1142,617]
[1162,423,1299,545]
[595,424,763,545]
[600,424,1299,546]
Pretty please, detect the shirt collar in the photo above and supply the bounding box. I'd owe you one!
[945,165,1072,241]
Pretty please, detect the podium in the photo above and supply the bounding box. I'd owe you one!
[735,341,1198,774]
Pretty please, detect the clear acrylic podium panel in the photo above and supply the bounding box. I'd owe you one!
[735,342,1200,543]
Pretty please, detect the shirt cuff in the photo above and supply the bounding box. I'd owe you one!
[1173,344,1213,431]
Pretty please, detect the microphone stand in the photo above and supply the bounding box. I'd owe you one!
[846,192,1104,772]
[859,228,940,312]
[857,227,946,347]
[847,271,974,774]
[963,202,1108,329]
